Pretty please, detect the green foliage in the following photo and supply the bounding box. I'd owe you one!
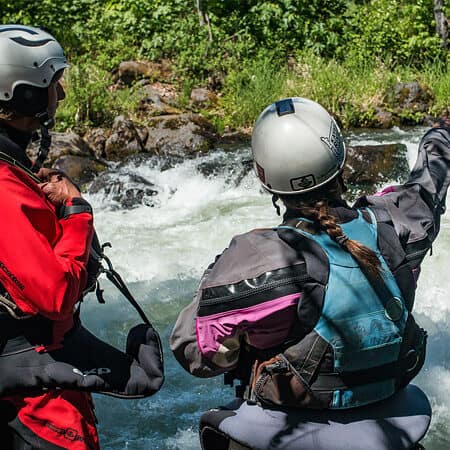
[419,61,450,115]
[55,64,140,131]
[221,52,288,126]
[2,0,449,130]
[342,0,444,66]
[221,49,447,129]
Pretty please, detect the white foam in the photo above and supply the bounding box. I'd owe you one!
[86,152,278,283]
[165,428,198,450]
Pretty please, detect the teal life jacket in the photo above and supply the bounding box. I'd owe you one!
[272,208,423,409]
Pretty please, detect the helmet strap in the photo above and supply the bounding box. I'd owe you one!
[32,111,54,173]
[272,194,281,216]
[337,173,347,194]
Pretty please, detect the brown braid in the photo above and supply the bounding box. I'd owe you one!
[281,186,383,279]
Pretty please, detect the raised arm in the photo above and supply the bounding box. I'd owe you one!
[356,123,450,267]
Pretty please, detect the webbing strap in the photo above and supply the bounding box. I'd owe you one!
[60,203,93,218]
[0,294,32,320]
[310,329,426,390]
[278,210,399,313]
[291,335,329,385]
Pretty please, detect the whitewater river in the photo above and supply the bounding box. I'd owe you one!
[81,127,449,449]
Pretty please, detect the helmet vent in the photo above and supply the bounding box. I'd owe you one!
[11,36,53,47]
[275,98,295,116]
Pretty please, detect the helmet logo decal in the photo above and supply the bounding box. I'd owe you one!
[256,162,266,183]
[291,174,316,191]
[321,121,345,166]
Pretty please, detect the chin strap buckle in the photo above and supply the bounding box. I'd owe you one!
[31,112,54,173]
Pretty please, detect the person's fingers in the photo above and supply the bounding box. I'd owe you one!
[49,173,63,183]
[37,168,63,182]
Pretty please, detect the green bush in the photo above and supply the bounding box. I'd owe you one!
[55,62,140,131]
[220,52,288,127]
[342,0,444,66]
[2,0,449,130]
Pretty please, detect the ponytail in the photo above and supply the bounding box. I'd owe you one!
[286,199,382,280]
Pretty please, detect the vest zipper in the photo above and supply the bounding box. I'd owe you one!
[200,273,312,306]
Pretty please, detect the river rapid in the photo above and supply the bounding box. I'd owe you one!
[81,127,449,450]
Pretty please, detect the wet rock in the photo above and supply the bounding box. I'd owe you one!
[344,143,409,196]
[121,152,184,172]
[197,155,253,186]
[113,60,172,86]
[28,132,92,165]
[144,113,217,157]
[372,108,395,129]
[89,172,158,209]
[388,82,434,113]
[190,88,217,107]
[84,128,111,159]
[104,116,148,161]
[218,129,251,146]
[53,155,106,186]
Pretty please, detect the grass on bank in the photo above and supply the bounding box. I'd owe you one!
[219,51,450,130]
[55,51,450,133]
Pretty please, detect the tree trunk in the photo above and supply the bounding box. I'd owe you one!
[434,0,448,48]
[196,0,213,42]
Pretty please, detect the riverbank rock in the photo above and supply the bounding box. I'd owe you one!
[113,60,172,86]
[84,128,111,159]
[344,143,409,196]
[28,132,92,165]
[53,155,106,185]
[144,113,217,157]
[392,82,434,113]
[372,108,396,129]
[89,171,158,209]
[137,83,181,115]
[190,88,217,107]
[104,116,148,161]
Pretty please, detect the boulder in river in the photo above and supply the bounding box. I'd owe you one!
[371,108,396,129]
[344,143,409,197]
[53,155,106,186]
[89,171,158,209]
[84,128,111,159]
[144,113,217,157]
[104,115,148,161]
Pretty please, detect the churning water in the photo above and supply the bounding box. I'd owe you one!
[81,127,449,449]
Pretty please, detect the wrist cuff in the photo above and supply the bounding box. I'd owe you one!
[60,198,93,219]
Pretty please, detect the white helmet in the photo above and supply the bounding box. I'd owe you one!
[251,97,346,195]
[0,25,68,115]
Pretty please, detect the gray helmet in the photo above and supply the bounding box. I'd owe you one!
[251,97,346,195]
[0,25,68,116]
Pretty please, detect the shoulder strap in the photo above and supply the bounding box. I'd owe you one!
[278,214,402,318]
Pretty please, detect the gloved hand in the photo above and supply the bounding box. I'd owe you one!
[37,168,82,206]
